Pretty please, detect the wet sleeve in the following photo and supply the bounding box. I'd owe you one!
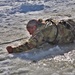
[12,32,44,53]
[12,42,31,53]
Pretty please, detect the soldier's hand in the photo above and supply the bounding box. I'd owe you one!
[6,46,13,53]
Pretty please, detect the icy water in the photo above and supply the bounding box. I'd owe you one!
[0,0,75,75]
[0,40,75,75]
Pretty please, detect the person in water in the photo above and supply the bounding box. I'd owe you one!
[6,18,75,53]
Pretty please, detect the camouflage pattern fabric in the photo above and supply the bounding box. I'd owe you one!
[66,19,75,36]
[12,19,75,53]
[56,21,74,44]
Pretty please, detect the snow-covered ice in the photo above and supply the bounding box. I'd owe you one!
[0,0,75,75]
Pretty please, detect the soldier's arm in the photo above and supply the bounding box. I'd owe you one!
[12,42,31,53]
[12,32,44,53]
[28,32,44,47]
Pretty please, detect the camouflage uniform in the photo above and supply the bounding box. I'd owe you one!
[12,19,75,53]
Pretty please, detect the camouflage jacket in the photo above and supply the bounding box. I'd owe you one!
[12,19,75,53]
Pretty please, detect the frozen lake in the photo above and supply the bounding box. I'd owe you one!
[0,0,75,75]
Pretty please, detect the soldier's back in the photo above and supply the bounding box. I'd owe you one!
[55,19,75,44]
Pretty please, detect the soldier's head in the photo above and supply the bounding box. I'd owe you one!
[26,19,38,35]
[26,19,45,35]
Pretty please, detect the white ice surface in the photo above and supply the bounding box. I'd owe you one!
[0,0,75,75]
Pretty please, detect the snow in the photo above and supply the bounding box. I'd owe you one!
[0,0,75,75]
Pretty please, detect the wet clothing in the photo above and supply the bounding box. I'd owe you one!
[12,19,75,53]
